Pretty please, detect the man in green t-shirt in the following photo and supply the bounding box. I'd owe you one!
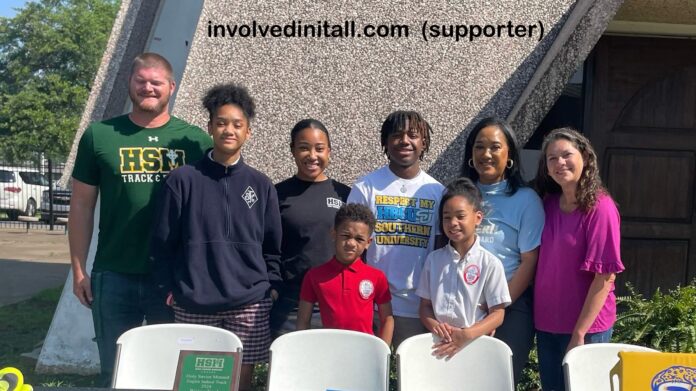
[69,53,212,383]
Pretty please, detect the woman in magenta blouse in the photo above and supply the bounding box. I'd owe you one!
[533,128,625,391]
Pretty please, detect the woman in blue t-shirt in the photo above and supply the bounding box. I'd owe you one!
[270,118,351,337]
[461,117,544,384]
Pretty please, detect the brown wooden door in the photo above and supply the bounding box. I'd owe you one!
[586,35,696,296]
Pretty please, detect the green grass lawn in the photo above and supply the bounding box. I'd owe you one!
[0,286,271,389]
[0,286,100,387]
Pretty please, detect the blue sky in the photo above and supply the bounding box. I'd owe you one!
[0,0,29,18]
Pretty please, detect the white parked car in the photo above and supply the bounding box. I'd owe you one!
[0,166,50,220]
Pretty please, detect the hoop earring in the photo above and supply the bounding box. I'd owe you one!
[468,159,474,168]
[507,159,514,169]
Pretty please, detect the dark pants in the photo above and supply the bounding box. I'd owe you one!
[91,270,173,385]
[392,316,427,349]
[269,293,322,339]
[495,287,535,385]
[537,328,613,391]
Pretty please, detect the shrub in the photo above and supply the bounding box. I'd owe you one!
[613,281,696,353]
[518,345,540,391]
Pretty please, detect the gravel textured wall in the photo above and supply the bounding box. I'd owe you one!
[173,1,577,184]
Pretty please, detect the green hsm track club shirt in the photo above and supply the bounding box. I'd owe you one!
[72,114,212,274]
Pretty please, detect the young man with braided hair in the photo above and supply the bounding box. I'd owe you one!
[347,110,445,348]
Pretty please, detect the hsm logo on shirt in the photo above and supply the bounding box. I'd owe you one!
[119,147,186,183]
[326,197,343,209]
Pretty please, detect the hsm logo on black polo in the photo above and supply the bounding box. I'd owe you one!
[119,147,186,183]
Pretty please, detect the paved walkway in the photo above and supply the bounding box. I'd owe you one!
[0,228,70,306]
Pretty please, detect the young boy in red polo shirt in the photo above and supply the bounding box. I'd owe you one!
[297,203,394,344]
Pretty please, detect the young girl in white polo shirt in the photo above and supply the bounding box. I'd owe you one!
[416,177,511,358]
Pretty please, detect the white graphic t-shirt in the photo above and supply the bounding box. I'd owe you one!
[348,165,445,317]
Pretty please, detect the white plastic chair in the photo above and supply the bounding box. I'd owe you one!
[396,333,514,391]
[112,323,243,390]
[267,329,391,391]
[563,342,659,391]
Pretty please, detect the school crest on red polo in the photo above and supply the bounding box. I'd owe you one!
[359,279,374,299]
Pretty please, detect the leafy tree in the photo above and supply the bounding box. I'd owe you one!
[0,0,119,162]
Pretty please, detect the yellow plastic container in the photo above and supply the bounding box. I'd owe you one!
[613,351,696,390]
